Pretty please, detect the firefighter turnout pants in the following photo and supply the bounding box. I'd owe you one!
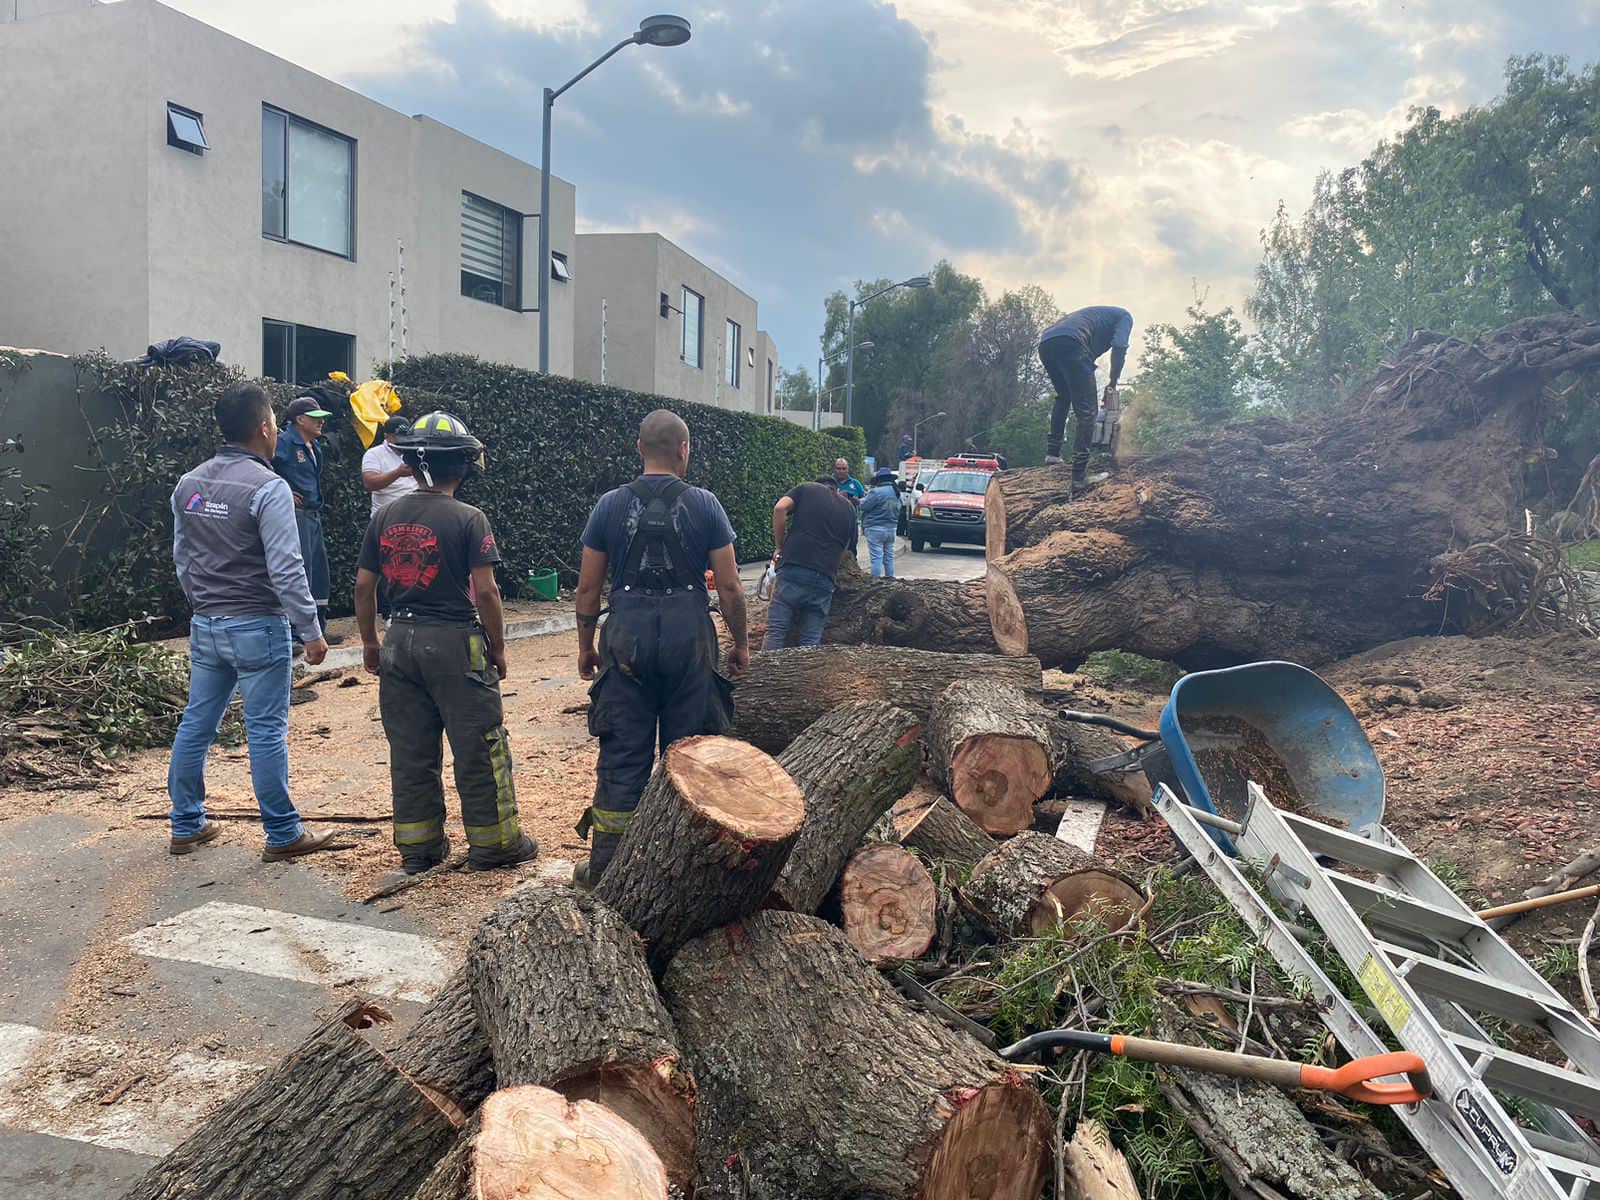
[379,620,521,861]
[584,589,734,875]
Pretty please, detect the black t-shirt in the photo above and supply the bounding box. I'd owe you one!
[779,482,858,582]
[359,491,500,623]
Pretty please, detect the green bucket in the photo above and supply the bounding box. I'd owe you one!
[527,568,559,601]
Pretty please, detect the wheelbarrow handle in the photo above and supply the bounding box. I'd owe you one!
[1056,709,1161,741]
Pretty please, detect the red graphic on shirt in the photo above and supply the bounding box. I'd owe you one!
[382,523,441,589]
[479,533,497,559]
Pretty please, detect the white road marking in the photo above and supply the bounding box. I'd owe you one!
[1055,799,1108,854]
[120,901,452,1002]
[0,1022,257,1156]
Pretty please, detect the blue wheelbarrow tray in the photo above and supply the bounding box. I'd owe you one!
[1154,661,1385,854]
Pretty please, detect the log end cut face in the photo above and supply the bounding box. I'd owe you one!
[838,844,936,966]
[558,1059,695,1191]
[665,736,805,842]
[984,565,1028,657]
[473,1086,669,1200]
[918,1079,1053,1200]
[1029,872,1144,937]
[950,737,1051,834]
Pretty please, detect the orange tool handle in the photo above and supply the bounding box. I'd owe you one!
[1301,1052,1432,1104]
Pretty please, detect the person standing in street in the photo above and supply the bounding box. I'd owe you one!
[353,412,538,875]
[273,394,342,642]
[573,410,749,887]
[361,416,418,515]
[859,466,900,578]
[167,382,336,862]
[832,457,866,506]
[1037,305,1132,490]
[763,475,859,648]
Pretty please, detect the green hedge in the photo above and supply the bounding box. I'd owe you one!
[9,352,865,629]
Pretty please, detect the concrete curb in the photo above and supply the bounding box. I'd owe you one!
[304,612,577,675]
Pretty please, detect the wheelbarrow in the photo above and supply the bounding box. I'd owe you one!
[1064,660,1385,855]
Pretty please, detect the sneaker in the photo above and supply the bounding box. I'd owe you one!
[261,826,338,862]
[170,821,222,856]
[467,833,539,872]
[1043,454,1064,465]
[401,835,451,876]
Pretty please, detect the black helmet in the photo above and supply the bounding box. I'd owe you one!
[393,411,482,453]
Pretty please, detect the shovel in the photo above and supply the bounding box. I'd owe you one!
[999,1029,1432,1106]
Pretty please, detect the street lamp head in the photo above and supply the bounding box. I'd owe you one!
[857,340,875,350]
[903,276,933,289]
[931,411,947,419]
[636,14,692,46]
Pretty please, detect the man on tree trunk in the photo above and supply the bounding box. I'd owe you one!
[573,410,750,887]
[1037,305,1131,489]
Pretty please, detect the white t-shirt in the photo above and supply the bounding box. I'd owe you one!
[362,440,418,515]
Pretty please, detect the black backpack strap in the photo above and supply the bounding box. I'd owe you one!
[618,477,698,590]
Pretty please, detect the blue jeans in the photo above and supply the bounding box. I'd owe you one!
[762,565,835,649]
[865,525,896,577]
[168,614,303,847]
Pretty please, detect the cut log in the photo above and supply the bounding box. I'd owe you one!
[662,910,1052,1199]
[467,885,694,1188]
[768,699,923,913]
[392,967,496,1121]
[928,678,1053,835]
[1047,712,1156,814]
[731,643,1043,754]
[410,1086,668,1200]
[1061,1118,1140,1200]
[960,831,1145,939]
[595,735,805,974]
[126,1001,458,1200]
[891,779,996,868]
[820,553,1002,652]
[837,843,937,966]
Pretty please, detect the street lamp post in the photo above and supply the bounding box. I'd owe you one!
[817,340,872,430]
[538,14,691,374]
[844,274,931,426]
[912,410,946,457]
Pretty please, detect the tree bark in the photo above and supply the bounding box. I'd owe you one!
[836,843,937,966]
[890,779,997,868]
[768,699,923,913]
[1061,1118,1141,1200]
[392,968,496,1123]
[731,643,1043,754]
[985,466,1072,560]
[960,832,1146,939]
[820,553,1002,651]
[595,735,805,974]
[928,679,1054,835]
[1047,713,1155,814]
[126,1001,459,1200]
[661,910,1052,1199]
[410,1086,669,1200]
[467,885,694,1188]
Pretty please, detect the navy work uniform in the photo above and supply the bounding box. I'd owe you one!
[580,475,736,876]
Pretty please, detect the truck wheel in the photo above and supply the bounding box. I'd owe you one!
[910,537,924,553]
[930,540,942,551]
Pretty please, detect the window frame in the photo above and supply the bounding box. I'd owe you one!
[550,250,571,282]
[261,104,356,261]
[680,287,704,368]
[261,318,355,386]
[725,318,742,388]
[166,103,208,155]
[459,190,523,310]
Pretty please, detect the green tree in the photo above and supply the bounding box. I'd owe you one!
[1128,302,1254,453]
[775,366,817,412]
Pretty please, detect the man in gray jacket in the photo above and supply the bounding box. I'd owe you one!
[167,382,337,861]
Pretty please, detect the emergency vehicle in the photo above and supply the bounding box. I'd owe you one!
[905,455,1002,553]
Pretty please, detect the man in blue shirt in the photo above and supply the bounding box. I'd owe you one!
[832,457,866,505]
[272,394,339,641]
[1037,305,1132,490]
[572,409,750,886]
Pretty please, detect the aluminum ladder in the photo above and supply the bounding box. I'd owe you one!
[1156,782,1600,1200]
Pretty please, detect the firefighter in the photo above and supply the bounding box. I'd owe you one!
[573,409,750,886]
[353,412,537,874]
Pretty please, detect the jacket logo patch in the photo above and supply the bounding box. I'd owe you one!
[185,492,205,511]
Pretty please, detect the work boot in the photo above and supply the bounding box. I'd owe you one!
[261,826,338,862]
[572,857,597,891]
[401,835,451,876]
[467,833,539,872]
[1044,454,1064,465]
[170,821,222,856]
[1070,470,1087,498]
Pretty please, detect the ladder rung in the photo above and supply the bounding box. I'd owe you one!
[1379,945,1558,1024]
[1277,811,1419,876]
[1535,1145,1600,1186]
[1446,1033,1600,1121]
[1330,873,1482,941]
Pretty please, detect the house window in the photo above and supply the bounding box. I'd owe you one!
[262,106,354,259]
[725,320,742,388]
[460,192,522,309]
[166,103,208,154]
[263,319,354,386]
[551,251,571,282]
[680,288,703,368]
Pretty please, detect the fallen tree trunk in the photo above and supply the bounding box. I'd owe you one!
[836,843,937,966]
[928,679,1053,834]
[890,779,996,868]
[731,644,1043,754]
[127,1001,459,1200]
[960,832,1145,939]
[1048,712,1155,814]
[411,1086,668,1200]
[662,910,1052,1199]
[769,700,923,913]
[467,886,695,1188]
[595,735,805,974]
[391,968,496,1122]
[819,554,1001,651]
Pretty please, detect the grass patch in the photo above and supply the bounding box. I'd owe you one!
[1082,649,1183,690]
[1563,538,1600,571]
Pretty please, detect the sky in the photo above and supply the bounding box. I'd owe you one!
[167,0,1599,374]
